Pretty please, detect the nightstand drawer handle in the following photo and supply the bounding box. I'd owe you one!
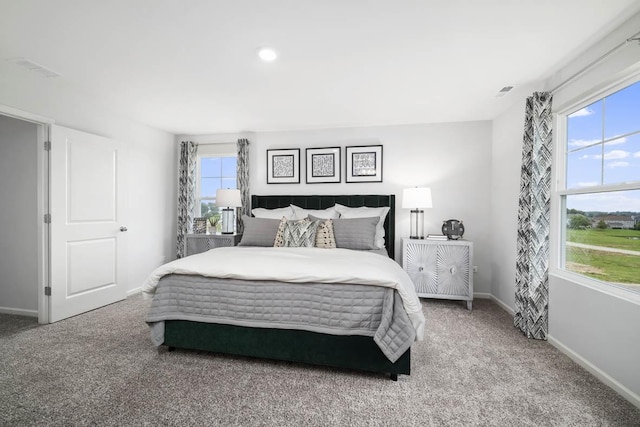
[450,266,457,274]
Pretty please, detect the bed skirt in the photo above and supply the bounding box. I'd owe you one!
[164,320,411,379]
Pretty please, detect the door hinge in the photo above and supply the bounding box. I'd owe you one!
[44,286,51,296]
[44,213,51,224]
[44,141,51,151]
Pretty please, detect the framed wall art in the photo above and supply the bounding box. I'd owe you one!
[267,148,300,184]
[305,147,341,184]
[345,145,383,183]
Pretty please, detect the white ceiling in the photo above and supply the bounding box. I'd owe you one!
[1,1,639,135]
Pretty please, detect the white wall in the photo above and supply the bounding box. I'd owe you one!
[0,115,38,314]
[490,11,640,406]
[547,12,640,405]
[188,121,493,294]
[0,66,177,294]
[489,83,539,311]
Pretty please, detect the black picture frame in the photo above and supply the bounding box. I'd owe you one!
[267,149,300,184]
[305,147,341,184]
[345,145,383,183]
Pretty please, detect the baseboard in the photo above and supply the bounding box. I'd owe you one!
[127,287,142,296]
[0,306,38,317]
[473,292,491,299]
[490,295,515,316]
[548,335,640,410]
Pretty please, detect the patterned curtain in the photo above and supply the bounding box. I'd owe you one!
[236,138,250,233]
[515,92,553,340]
[176,141,198,258]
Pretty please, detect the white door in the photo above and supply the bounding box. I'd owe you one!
[49,125,127,322]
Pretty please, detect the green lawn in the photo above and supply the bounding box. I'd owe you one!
[566,228,640,252]
[566,228,640,285]
[566,246,640,284]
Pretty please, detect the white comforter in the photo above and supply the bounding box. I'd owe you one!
[142,247,425,340]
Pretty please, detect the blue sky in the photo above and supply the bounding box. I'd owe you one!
[566,80,640,212]
[200,156,237,198]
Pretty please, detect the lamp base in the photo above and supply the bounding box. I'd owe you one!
[221,208,235,234]
[410,209,425,240]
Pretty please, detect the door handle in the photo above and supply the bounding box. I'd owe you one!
[120,226,128,232]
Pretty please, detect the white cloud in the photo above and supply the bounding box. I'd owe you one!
[605,150,630,160]
[570,139,599,148]
[606,161,629,168]
[575,182,599,188]
[568,107,594,118]
[634,152,640,158]
[580,150,630,160]
[569,136,626,148]
[607,136,628,145]
[567,191,640,212]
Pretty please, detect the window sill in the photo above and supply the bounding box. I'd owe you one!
[549,268,640,306]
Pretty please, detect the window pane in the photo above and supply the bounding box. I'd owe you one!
[221,178,237,190]
[201,178,221,197]
[221,157,237,177]
[603,134,640,186]
[567,99,603,152]
[201,157,221,177]
[605,81,640,139]
[200,201,220,218]
[566,144,602,189]
[564,190,640,293]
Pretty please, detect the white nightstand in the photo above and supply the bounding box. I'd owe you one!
[402,238,474,310]
[185,233,243,256]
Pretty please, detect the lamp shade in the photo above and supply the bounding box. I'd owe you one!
[402,187,433,209]
[215,189,242,207]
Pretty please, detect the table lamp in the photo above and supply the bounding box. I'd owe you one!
[402,187,433,239]
[216,189,242,234]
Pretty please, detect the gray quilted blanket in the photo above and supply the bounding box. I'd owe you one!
[146,274,416,362]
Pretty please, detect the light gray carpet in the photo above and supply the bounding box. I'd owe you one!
[1,296,639,426]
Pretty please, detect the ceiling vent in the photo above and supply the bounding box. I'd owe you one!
[6,57,62,78]
[496,86,514,97]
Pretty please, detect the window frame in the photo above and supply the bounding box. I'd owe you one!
[552,72,640,302]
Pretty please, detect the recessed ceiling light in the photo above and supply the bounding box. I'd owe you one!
[257,47,278,62]
[6,57,62,78]
[496,86,514,97]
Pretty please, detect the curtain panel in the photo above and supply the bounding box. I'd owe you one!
[177,141,198,258]
[236,138,250,233]
[515,92,553,340]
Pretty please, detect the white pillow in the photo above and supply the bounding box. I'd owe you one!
[291,204,340,220]
[334,203,390,249]
[251,206,296,220]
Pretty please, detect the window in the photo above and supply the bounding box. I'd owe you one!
[558,79,640,294]
[195,154,237,228]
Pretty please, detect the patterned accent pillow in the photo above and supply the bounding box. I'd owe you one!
[283,219,320,248]
[273,217,287,247]
[315,219,336,249]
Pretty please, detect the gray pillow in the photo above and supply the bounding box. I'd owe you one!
[310,215,378,250]
[237,215,281,246]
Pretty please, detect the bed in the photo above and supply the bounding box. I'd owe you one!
[143,194,424,380]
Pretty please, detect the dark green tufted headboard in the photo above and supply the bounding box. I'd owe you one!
[251,194,395,259]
